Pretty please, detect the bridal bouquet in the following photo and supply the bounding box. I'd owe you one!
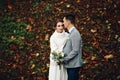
[51,51,64,69]
[51,51,64,62]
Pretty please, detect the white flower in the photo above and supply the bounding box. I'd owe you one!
[51,51,64,62]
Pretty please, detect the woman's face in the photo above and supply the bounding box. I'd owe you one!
[56,22,64,33]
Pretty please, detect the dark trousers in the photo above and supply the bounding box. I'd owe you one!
[67,67,80,80]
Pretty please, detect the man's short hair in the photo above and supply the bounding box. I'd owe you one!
[64,13,75,24]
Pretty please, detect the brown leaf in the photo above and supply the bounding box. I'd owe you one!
[45,34,49,41]
[26,25,32,32]
[104,54,114,60]
[8,4,12,10]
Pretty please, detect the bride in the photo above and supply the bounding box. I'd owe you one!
[49,19,68,80]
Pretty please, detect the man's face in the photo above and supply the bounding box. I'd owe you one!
[63,17,69,29]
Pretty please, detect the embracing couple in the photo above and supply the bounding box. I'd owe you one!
[49,13,83,80]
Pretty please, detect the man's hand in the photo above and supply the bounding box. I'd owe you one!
[57,61,64,65]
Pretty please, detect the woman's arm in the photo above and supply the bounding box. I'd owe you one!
[50,37,58,52]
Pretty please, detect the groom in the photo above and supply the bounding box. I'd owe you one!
[63,13,83,80]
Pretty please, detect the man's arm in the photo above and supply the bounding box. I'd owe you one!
[64,32,82,63]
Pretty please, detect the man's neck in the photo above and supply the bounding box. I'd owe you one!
[67,24,74,30]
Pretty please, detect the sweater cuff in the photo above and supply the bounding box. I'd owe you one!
[64,59,68,64]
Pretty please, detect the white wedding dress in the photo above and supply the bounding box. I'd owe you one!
[49,31,68,80]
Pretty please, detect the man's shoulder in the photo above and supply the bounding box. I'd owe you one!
[71,28,80,35]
